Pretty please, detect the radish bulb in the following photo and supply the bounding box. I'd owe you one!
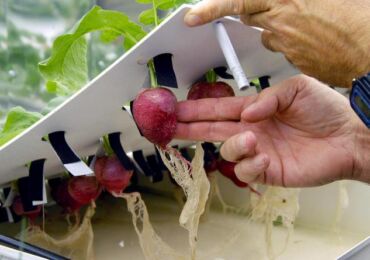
[217,159,248,188]
[132,87,177,148]
[67,176,102,205]
[94,155,133,194]
[12,196,41,223]
[187,81,235,100]
[51,179,82,213]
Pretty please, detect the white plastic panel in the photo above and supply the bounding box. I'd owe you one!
[0,5,298,185]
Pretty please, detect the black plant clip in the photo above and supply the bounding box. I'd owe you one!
[108,132,135,171]
[146,154,163,182]
[133,150,155,178]
[153,53,178,88]
[45,131,93,176]
[28,159,47,206]
[214,66,234,80]
[18,177,37,212]
[259,75,271,89]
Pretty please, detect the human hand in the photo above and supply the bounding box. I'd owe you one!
[175,75,370,187]
[184,0,370,87]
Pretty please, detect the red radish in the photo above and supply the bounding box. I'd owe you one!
[132,87,177,147]
[94,155,133,194]
[51,180,82,213]
[67,176,102,205]
[217,159,248,188]
[187,81,235,100]
[12,196,41,222]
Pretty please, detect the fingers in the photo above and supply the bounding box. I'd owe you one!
[234,153,270,183]
[240,14,273,31]
[219,131,269,184]
[184,0,245,26]
[176,96,256,122]
[261,30,282,52]
[184,0,271,27]
[220,131,257,162]
[241,76,303,122]
[175,121,246,142]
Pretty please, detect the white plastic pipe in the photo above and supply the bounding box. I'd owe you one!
[214,21,250,90]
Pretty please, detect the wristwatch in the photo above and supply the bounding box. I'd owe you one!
[350,73,370,128]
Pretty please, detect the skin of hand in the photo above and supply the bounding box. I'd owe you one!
[184,0,370,87]
[175,75,370,187]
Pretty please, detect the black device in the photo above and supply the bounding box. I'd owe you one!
[350,73,370,128]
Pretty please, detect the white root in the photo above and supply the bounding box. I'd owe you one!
[116,192,186,260]
[250,186,300,260]
[213,174,249,215]
[332,181,349,237]
[158,143,210,260]
[25,205,95,260]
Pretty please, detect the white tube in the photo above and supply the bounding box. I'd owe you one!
[214,21,249,90]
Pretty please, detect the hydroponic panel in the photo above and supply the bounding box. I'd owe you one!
[0,5,298,185]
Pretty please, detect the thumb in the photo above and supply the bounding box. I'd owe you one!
[241,76,304,122]
[184,0,246,26]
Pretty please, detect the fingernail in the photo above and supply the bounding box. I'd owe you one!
[184,14,201,26]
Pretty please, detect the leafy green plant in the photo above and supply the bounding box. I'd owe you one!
[39,6,147,96]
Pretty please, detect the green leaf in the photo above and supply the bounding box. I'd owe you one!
[136,0,152,3]
[157,0,176,10]
[100,30,121,43]
[0,107,42,147]
[39,6,147,96]
[174,0,197,6]
[272,215,283,227]
[42,96,68,114]
[139,9,155,25]
[41,36,88,96]
[123,36,137,51]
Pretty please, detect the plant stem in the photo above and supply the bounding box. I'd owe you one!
[251,78,262,93]
[205,69,217,83]
[147,1,159,88]
[152,0,159,27]
[102,135,114,156]
[148,60,158,88]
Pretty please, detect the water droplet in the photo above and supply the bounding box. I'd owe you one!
[8,70,16,77]
[98,61,105,68]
